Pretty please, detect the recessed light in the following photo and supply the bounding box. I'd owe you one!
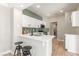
[60,10,63,13]
[20,4,24,8]
[36,5,40,8]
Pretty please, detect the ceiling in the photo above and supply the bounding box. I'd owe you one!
[1,3,78,18]
[27,3,79,18]
[0,3,33,10]
[8,3,33,10]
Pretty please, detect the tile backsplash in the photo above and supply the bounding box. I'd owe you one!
[22,27,49,35]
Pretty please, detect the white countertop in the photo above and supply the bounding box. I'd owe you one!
[65,34,79,37]
[65,34,79,36]
[20,34,55,42]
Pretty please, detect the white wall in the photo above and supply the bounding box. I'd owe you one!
[0,5,23,54]
[0,5,11,54]
[11,8,22,52]
[13,8,22,42]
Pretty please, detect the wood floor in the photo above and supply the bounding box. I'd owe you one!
[53,39,79,56]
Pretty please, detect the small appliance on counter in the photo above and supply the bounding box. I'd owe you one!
[38,24,48,35]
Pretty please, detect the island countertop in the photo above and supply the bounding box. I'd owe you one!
[20,34,55,42]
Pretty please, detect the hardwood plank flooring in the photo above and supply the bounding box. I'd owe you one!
[53,39,79,56]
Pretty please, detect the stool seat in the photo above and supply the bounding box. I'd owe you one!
[14,41,23,56]
[22,46,32,56]
[22,46,32,51]
[15,41,23,45]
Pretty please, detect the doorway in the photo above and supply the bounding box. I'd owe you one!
[50,22,57,37]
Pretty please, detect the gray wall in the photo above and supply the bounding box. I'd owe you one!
[43,12,78,40]
[23,9,42,20]
[74,6,79,34]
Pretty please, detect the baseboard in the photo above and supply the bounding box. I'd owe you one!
[10,51,14,55]
[57,39,64,41]
[0,50,11,56]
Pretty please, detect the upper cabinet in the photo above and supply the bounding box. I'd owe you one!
[71,11,79,27]
[22,15,46,28]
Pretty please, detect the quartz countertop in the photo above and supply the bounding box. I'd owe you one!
[20,34,55,42]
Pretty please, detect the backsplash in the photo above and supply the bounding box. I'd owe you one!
[22,27,49,35]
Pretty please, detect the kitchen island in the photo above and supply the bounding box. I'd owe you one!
[20,34,55,56]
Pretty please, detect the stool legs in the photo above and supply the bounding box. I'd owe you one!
[14,45,22,56]
[14,47,17,56]
[14,46,32,56]
[29,51,31,56]
[17,49,21,56]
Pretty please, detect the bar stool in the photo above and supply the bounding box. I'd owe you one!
[22,46,32,56]
[14,41,23,56]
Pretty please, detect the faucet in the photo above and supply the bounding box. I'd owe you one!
[31,28,33,36]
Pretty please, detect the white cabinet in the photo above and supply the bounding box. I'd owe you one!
[20,35,53,56]
[65,34,79,54]
[22,15,45,28]
[22,38,47,56]
[22,15,32,27]
[71,11,79,26]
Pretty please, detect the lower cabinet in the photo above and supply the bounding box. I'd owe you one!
[65,34,79,54]
[21,37,52,56]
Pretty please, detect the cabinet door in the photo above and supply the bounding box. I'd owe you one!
[71,11,79,26]
[22,15,45,28]
[22,15,31,27]
[65,35,77,53]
